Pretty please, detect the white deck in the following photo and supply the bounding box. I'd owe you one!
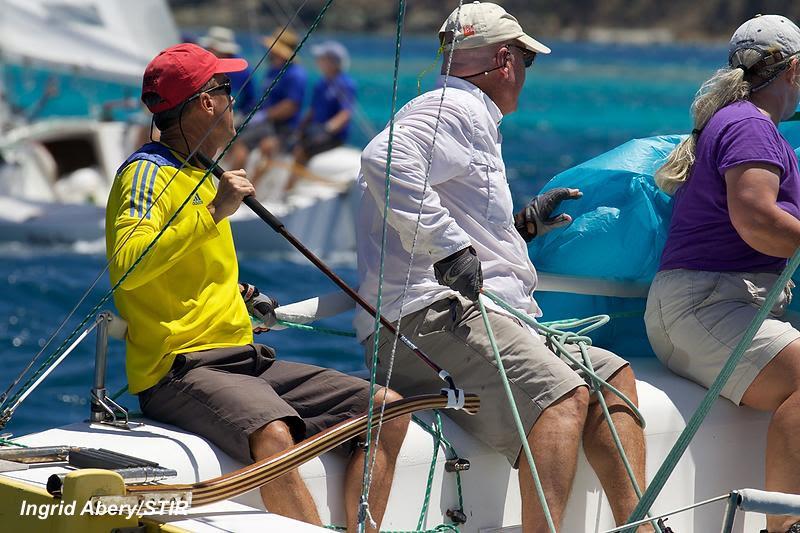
[3,358,771,532]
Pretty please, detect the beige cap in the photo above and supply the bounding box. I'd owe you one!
[438,1,550,54]
[263,28,299,60]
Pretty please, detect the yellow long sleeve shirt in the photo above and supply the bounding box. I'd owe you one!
[105,143,252,394]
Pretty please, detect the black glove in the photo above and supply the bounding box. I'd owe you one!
[433,246,483,300]
[514,188,582,242]
[240,283,279,333]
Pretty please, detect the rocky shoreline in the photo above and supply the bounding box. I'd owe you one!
[167,0,800,44]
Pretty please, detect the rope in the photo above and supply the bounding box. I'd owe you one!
[578,343,662,533]
[0,436,28,448]
[623,247,800,531]
[0,0,331,426]
[477,289,663,532]
[411,412,465,527]
[481,289,646,427]
[275,319,356,337]
[359,0,408,530]
[417,415,441,530]
[328,412,463,533]
[476,293,557,533]
[110,385,129,402]
[363,0,466,516]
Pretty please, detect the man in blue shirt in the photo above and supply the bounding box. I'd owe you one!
[287,41,357,190]
[260,28,307,137]
[233,28,308,181]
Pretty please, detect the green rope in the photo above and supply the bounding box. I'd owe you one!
[417,414,441,530]
[110,385,129,402]
[0,0,335,420]
[275,320,356,337]
[624,247,800,531]
[476,293,557,533]
[578,343,662,533]
[0,436,27,448]
[478,289,662,531]
[482,289,646,428]
[359,1,407,530]
[411,412,465,526]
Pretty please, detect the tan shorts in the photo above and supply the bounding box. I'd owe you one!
[365,295,628,466]
[645,269,800,405]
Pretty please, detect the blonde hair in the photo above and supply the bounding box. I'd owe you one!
[655,67,750,194]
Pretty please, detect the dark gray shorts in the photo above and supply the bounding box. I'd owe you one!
[366,295,628,466]
[138,344,372,464]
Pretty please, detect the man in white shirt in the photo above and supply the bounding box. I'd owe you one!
[356,3,652,532]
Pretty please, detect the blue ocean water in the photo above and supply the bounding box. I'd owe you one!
[1,34,729,437]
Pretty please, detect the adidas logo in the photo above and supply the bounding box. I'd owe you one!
[192,193,203,205]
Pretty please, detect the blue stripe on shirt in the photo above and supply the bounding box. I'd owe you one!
[144,162,158,219]
[136,162,152,218]
[129,160,144,217]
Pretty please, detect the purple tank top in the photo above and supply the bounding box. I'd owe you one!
[659,100,800,273]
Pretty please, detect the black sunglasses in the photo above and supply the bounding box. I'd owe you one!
[510,45,536,68]
[205,81,232,97]
[184,79,232,105]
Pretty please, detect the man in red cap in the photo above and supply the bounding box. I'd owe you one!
[105,43,408,531]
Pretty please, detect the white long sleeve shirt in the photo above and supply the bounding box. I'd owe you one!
[355,76,541,341]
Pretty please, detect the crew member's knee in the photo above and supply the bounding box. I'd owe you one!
[249,419,296,460]
[608,365,637,394]
[536,385,590,435]
[372,388,409,450]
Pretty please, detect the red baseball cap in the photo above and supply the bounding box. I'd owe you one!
[141,43,248,113]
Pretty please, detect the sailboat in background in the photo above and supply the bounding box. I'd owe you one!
[0,0,361,258]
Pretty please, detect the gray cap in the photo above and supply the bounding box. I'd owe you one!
[729,14,800,70]
[311,40,350,71]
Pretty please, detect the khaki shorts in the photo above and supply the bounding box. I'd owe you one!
[365,295,628,466]
[645,269,800,405]
[139,344,372,464]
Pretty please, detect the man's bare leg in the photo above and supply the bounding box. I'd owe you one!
[344,389,410,533]
[250,420,322,524]
[520,386,589,533]
[582,365,654,533]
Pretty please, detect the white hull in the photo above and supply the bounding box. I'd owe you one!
[2,358,772,532]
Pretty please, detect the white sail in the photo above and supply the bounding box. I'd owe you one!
[0,0,180,85]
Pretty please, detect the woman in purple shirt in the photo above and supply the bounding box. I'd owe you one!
[645,15,800,532]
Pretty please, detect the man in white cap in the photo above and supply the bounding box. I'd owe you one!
[356,3,653,531]
[199,26,256,116]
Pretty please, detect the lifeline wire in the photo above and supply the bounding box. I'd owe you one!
[364,0,467,512]
[0,0,327,423]
[359,0,408,530]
